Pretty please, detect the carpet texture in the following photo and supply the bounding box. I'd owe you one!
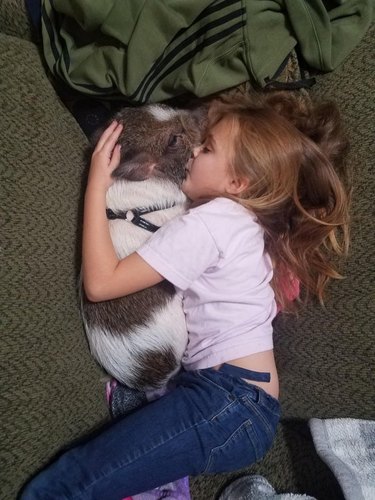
[0,33,108,500]
[0,0,34,41]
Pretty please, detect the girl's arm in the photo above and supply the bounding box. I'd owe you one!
[82,121,164,302]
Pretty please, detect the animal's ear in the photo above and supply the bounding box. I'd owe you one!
[111,152,156,181]
[190,105,208,131]
[191,105,208,123]
[180,105,208,141]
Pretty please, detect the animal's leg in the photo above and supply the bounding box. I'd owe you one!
[106,380,148,418]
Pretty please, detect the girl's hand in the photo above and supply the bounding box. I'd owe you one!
[88,121,123,191]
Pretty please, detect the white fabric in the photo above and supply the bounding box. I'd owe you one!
[219,474,317,499]
[309,418,375,500]
[137,197,276,370]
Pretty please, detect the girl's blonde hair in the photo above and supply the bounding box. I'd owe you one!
[207,91,350,310]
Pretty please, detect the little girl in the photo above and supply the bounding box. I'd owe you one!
[21,92,349,499]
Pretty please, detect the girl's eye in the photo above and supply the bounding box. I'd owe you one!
[202,146,211,153]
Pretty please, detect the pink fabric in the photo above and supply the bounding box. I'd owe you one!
[122,476,190,500]
[105,379,118,404]
[277,275,300,313]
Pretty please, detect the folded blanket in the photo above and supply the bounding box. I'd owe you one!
[309,418,375,500]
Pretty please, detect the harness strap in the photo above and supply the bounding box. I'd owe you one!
[106,203,176,233]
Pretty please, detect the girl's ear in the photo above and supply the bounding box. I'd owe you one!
[226,176,249,195]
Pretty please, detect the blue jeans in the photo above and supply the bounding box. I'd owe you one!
[20,365,280,500]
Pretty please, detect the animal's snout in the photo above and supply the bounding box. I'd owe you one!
[191,145,202,159]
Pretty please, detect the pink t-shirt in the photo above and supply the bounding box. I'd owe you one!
[137,197,277,370]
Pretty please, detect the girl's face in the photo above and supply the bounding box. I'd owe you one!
[182,118,240,201]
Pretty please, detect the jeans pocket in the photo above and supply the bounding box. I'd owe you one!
[241,388,281,419]
[203,419,261,474]
[239,394,279,449]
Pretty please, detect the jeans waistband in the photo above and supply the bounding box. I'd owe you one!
[219,363,271,383]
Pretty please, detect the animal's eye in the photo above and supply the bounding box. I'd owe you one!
[167,134,182,148]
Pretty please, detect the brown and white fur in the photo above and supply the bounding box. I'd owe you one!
[81,104,202,390]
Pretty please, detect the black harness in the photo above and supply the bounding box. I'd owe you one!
[106,204,176,233]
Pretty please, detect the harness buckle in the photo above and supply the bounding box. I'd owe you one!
[125,210,135,222]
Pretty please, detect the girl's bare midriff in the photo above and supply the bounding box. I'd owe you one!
[214,349,279,399]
